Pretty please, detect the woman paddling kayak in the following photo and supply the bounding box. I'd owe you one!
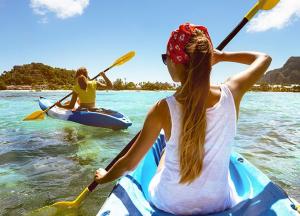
[56,67,113,111]
[94,23,272,215]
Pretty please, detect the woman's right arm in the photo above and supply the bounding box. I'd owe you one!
[56,92,78,109]
[215,51,272,103]
[94,100,167,184]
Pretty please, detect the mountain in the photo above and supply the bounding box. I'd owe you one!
[259,57,300,85]
[0,62,75,89]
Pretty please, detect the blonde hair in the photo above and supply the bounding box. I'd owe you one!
[75,67,88,90]
[177,29,213,184]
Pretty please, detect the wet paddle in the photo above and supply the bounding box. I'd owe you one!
[28,0,280,215]
[23,51,135,121]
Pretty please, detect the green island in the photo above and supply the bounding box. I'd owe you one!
[0,63,176,91]
[0,56,299,92]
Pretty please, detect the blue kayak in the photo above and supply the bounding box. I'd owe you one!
[38,97,132,130]
[98,134,299,216]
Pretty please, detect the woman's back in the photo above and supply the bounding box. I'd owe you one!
[148,84,237,215]
[73,80,97,105]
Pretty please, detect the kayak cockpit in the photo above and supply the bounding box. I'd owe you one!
[98,134,299,216]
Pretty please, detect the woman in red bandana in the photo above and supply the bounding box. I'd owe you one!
[94,23,271,215]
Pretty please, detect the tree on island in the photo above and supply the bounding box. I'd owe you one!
[113,78,125,90]
[0,63,75,90]
[139,81,174,90]
[0,80,6,90]
[125,82,136,90]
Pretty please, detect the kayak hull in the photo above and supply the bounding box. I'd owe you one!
[38,97,132,130]
[98,134,299,216]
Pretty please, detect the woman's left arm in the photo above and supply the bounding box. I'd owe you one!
[94,101,164,184]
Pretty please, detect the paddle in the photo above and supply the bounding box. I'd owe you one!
[28,132,140,216]
[23,51,135,121]
[29,0,280,215]
[217,0,280,50]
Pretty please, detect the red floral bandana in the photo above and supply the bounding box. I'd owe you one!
[167,23,213,64]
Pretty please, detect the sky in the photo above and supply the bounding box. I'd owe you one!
[0,0,299,84]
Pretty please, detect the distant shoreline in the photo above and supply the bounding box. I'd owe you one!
[0,89,176,92]
[1,89,299,93]
[1,84,300,92]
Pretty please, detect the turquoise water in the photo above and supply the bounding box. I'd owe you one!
[0,90,299,216]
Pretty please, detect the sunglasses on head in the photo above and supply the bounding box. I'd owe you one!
[161,54,167,65]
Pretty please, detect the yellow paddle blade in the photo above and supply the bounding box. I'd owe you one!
[28,188,90,216]
[259,0,280,10]
[27,203,78,216]
[112,51,135,67]
[246,0,280,20]
[23,110,45,121]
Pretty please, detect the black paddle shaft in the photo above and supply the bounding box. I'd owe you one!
[88,132,141,192]
[47,66,113,111]
[216,17,248,51]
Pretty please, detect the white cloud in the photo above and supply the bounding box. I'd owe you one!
[30,0,89,20]
[247,0,300,32]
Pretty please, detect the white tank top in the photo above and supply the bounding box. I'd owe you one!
[148,84,237,215]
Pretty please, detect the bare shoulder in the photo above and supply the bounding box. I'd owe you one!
[147,99,169,124]
[153,99,171,139]
[157,99,168,110]
[151,99,169,117]
[142,99,169,132]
